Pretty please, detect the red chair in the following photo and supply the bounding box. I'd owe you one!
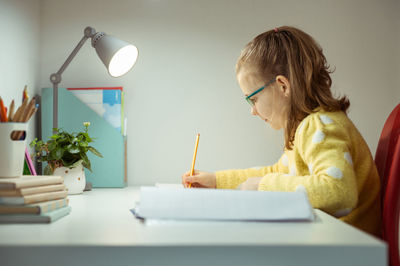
[375,103,400,266]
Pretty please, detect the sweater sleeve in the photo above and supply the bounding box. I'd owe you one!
[258,113,358,215]
[215,153,289,189]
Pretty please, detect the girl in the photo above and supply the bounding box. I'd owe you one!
[182,26,381,237]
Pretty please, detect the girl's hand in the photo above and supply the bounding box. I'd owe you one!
[181,170,217,188]
[237,177,263,190]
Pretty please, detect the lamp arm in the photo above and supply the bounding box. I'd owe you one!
[49,27,96,132]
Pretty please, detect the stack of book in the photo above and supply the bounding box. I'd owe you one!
[0,175,71,223]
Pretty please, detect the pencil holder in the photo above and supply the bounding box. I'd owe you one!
[0,123,28,178]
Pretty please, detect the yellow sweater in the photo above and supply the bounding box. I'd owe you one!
[216,110,381,237]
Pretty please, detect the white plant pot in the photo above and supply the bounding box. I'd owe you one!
[54,162,86,195]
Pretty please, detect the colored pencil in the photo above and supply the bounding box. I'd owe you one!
[188,133,200,188]
[15,98,36,140]
[0,97,8,122]
[22,85,28,103]
[8,100,15,121]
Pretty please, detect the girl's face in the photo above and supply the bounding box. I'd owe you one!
[237,68,291,130]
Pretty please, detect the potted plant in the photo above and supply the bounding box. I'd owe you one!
[30,122,103,194]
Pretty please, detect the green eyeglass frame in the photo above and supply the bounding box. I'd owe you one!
[245,77,276,107]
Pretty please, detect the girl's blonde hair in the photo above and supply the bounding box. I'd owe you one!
[236,26,350,150]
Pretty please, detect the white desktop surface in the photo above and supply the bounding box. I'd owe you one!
[0,187,387,266]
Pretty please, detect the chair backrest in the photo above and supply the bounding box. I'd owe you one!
[375,103,400,266]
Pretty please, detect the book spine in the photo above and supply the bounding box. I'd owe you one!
[24,190,68,205]
[0,184,66,197]
[16,177,63,189]
[0,190,68,205]
[0,190,21,197]
[0,198,69,214]
[0,176,64,190]
[39,198,69,214]
[48,206,72,223]
[20,184,66,196]
[0,206,71,223]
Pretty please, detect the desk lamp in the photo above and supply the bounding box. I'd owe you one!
[50,26,138,131]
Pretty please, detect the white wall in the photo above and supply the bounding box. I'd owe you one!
[0,0,41,150]
[37,0,399,186]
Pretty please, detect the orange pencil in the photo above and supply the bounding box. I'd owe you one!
[188,133,200,188]
[22,85,28,103]
[0,97,8,122]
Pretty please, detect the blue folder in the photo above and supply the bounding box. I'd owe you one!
[41,88,127,187]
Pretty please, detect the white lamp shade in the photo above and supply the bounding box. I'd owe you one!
[94,34,138,77]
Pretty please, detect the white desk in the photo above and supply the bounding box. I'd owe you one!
[0,187,387,266]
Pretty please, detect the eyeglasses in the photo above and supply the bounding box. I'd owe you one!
[245,77,276,107]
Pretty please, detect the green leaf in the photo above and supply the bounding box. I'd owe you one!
[44,165,53,175]
[80,142,88,148]
[48,151,56,161]
[80,153,91,172]
[81,152,89,164]
[29,138,37,148]
[70,159,83,169]
[88,146,103,158]
[68,145,80,154]
[82,159,92,172]
[60,158,69,167]
[48,141,56,151]
[54,148,64,160]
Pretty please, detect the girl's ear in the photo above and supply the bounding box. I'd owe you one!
[276,75,291,97]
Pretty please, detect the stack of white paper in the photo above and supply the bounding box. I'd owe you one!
[154,183,184,189]
[133,187,314,222]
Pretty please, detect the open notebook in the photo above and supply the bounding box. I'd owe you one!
[132,187,314,222]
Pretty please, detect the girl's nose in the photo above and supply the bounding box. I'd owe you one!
[251,106,258,116]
